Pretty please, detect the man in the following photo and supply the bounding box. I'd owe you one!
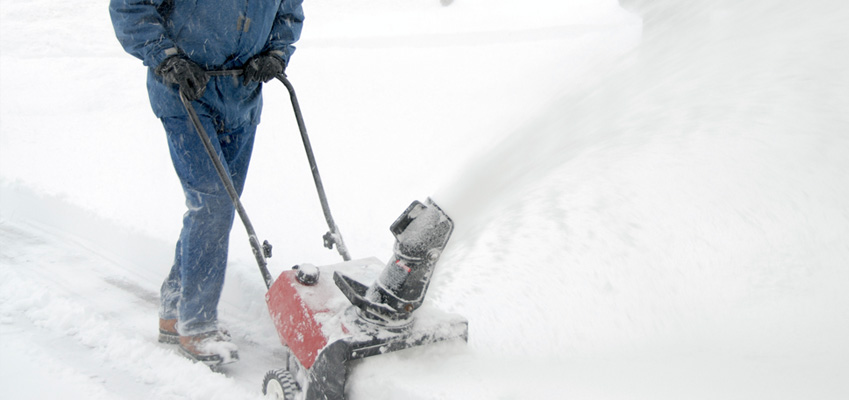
[109,0,304,365]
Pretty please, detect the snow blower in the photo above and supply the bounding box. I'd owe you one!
[179,73,468,400]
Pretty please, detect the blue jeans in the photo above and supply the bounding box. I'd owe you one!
[159,115,257,336]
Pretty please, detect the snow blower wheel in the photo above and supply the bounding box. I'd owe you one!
[262,369,298,400]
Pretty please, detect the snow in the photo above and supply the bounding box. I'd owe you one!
[2,0,848,399]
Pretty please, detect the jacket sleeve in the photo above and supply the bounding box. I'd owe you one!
[109,0,179,68]
[265,0,305,64]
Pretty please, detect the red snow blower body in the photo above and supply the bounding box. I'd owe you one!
[265,200,468,399]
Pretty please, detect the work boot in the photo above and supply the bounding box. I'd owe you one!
[179,331,240,366]
[158,318,180,344]
[158,318,230,345]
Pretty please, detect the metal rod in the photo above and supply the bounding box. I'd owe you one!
[179,90,275,290]
[277,75,352,261]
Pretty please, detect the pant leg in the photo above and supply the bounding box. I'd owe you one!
[158,116,257,336]
[219,123,257,196]
[159,237,182,321]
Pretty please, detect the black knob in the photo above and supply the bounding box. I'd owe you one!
[293,264,320,285]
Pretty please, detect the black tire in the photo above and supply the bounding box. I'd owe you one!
[262,369,298,400]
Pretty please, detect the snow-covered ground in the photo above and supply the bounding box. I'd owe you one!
[2,0,848,398]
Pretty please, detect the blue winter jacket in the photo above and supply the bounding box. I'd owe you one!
[109,0,304,128]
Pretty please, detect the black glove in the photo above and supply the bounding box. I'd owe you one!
[155,55,209,101]
[243,53,286,85]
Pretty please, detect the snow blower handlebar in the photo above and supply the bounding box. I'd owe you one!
[277,75,351,262]
[179,89,275,289]
[178,70,351,289]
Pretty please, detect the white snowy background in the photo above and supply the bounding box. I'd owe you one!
[2,0,848,399]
